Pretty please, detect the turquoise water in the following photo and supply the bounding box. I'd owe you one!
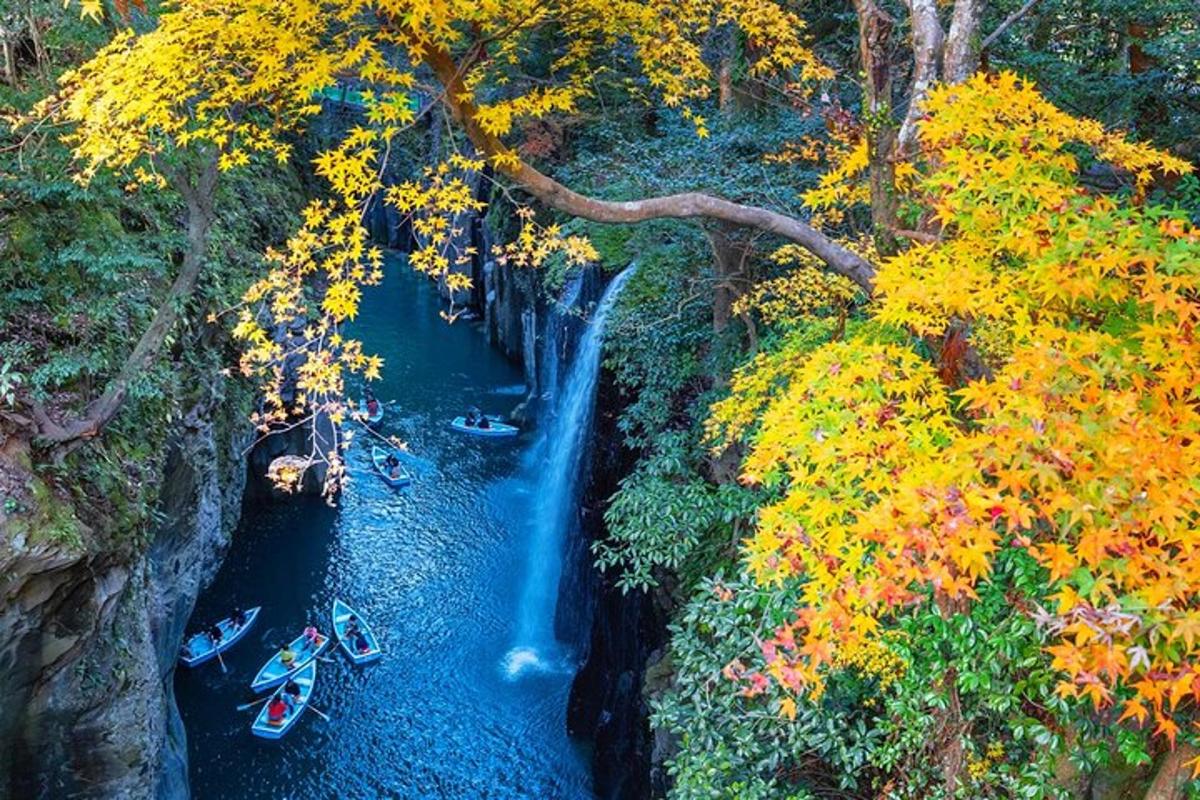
[175,257,594,798]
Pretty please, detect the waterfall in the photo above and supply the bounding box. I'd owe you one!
[504,266,634,679]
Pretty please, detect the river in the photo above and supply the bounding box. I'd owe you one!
[175,256,595,799]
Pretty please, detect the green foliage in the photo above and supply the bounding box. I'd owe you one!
[595,430,758,591]
[986,0,1199,150]
[871,550,1072,799]
[653,572,887,799]
[591,221,747,592]
[0,361,24,406]
[0,8,307,546]
[655,551,1130,798]
[558,99,826,215]
[5,468,86,552]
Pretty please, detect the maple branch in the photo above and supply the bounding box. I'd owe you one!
[422,47,878,294]
[892,227,941,243]
[981,0,1043,51]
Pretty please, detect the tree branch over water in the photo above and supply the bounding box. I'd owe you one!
[422,47,879,294]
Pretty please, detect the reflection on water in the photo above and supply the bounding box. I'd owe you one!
[175,257,594,799]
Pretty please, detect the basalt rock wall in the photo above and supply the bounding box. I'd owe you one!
[565,361,670,800]
[0,383,251,800]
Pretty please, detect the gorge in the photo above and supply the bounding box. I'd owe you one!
[4,2,1200,799]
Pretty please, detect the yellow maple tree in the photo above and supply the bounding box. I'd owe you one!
[715,73,1200,750]
[39,0,844,490]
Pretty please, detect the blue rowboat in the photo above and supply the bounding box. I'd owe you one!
[250,630,329,693]
[361,399,384,424]
[348,398,383,424]
[179,607,260,668]
[251,661,316,740]
[371,446,411,488]
[449,415,519,437]
[331,598,382,665]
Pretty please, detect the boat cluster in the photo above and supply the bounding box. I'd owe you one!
[179,394,521,742]
[179,598,381,740]
[362,396,520,490]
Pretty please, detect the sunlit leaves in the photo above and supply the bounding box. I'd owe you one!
[47,0,374,184]
[493,209,600,271]
[734,340,986,693]
[720,73,1200,741]
[731,244,863,329]
[45,0,835,500]
[876,72,1193,344]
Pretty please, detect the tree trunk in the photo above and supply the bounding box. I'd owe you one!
[1128,21,1168,140]
[1,39,12,87]
[24,3,47,79]
[899,0,944,154]
[33,154,220,451]
[944,0,987,83]
[933,592,971,793]
[705,223,753,335]
[854,0,900,255]
[1143,744,1200,800]
[718,58,734,114]
[936,669,968,793]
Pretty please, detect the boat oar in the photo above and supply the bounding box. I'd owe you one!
[236,696,269,712]
[215,649,228,674]
[308,706,331,722]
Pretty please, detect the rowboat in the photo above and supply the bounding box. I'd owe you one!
[371,446,411,488]
[250,661,316,740]
[349,398,383,424]
[250,630,329,693]
[449,415,519,437]
[331,598,382,665]
[179,607,261,667]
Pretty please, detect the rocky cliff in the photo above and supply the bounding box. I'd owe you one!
[0,380,251,800]
[566,358,669,800]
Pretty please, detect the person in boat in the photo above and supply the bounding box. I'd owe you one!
[477,415,491,430]
[302,623,321,650]
[344,615,360,638]
[267,695,289,726]
[353,630,371,655]
[364,386,380,417]
[207,622,224,647]
[464,409,478,426]
[231,607,247,629]
[383,452,403,480]
[283,677,302,710]
[279,641,297,668]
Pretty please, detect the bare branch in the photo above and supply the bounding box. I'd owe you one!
[422,47,879,294]
[892,227,941,243]
[981,0,1043,51]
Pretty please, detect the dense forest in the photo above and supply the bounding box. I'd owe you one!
[2,0,1199,798]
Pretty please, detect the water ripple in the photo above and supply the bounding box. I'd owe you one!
[176,261,593,799]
